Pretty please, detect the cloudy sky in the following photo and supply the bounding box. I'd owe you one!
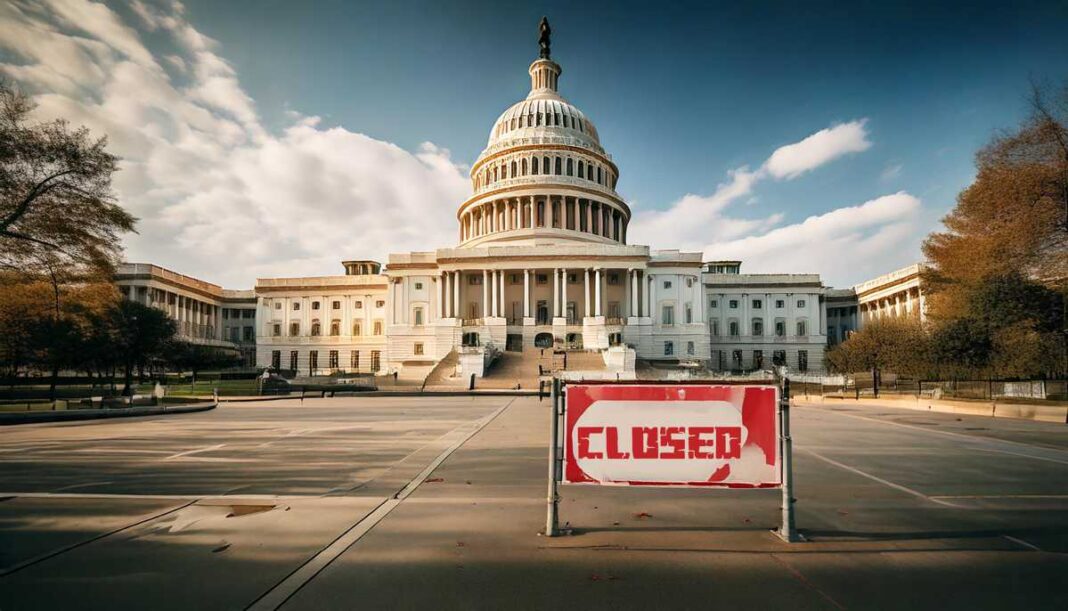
[2,0,1066,288]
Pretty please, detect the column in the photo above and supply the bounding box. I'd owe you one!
[497,270,504,317]
[523,269,530,318]
[452,271,460,318]
[645,274,653,318]
[552,267,560,317]
[529,195,535,228]
[594,268,603,317]
[584,269,591,317]
[573,197,581,231]
[629,269,638,317]
[561,268,568,321]
[437,272,444,318]
[546,196,554,228]
[586,200,593,234]
[491,269,499,318]
[482,270,489,318]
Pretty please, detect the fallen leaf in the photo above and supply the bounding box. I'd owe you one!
[212,543,230,553]
[634,512,653,520]
[426,478,445,483]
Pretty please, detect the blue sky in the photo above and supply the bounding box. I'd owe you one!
[2,0,1066,287]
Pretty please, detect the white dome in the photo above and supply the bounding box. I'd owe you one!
[487,95,601,151]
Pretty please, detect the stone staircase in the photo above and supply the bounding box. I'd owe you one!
[421,349,461,389]
[478,348,608,389]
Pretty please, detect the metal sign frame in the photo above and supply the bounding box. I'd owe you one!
[544,378,798,542]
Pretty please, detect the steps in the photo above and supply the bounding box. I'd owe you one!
[478,348,608,389]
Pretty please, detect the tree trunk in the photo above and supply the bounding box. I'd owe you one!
[48,361,59,402]
[122,361,134,397]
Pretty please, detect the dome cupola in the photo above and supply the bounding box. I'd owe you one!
[458,18,630,249]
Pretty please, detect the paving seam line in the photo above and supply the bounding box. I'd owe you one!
[0,498,198,577]
[245,399,515,611]
[798,448,962,508]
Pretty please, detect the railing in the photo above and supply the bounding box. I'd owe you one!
[605,317,625,325]
[471,175,618,200]
[478,135,609,159]
[462,318,484,326]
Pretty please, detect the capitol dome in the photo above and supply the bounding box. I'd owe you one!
[458,34,630,249]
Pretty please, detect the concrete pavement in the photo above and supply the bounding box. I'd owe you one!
[0,396,1065,610]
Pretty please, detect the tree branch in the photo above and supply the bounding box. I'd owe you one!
[0,169,75,232]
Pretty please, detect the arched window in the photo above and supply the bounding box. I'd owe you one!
[566,158,573,176]
[511,161,517,176]
[563,115,570,128]
[532,156,539,175]
[597,166,602,184]
[521,158,527,175]
[510,118,516,130]
[311,321,321,337]
[536,112,542,126]
[493,167,498,181]
[578,161,585,179]
[330,320,340,336]
[543,156,550,173]
[501,163,507,179]
[555,157,562,175]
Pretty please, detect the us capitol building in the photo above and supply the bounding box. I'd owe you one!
[116,23,926,381]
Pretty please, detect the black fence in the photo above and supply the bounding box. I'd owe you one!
[791,376,1067,402]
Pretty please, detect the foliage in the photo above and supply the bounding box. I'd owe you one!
[0,81,135,274]
[165,341,241,381]
[109,300,177,395]
[826,317,930,378]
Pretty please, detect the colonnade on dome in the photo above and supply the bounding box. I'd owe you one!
[458,193,628,245]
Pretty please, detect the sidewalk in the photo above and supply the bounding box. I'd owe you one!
[277,397,1065,610]
[793,394,1068,423]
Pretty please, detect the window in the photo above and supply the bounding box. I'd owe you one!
[355,301,363,309]
[663,280,672,289]
[271,350,280,369]
[797,320,807,336]
[711,320,719,336]
[607,273,620,285]
[664,341,674,356]
[686,341,695,356]
[468,275,483,285]
[289,350,298,372]
[414,282,423,290]
[312,301,320,310]
[353,321,362,336]
[328,350,339,369]
[729,300,738,309]
[662,305,674,325]
[414,307,424,326]
[773,351,786,366]
[753,350,764,369]
[798,350,808,372]
[709,299,718,308]
[729,321,739,336]
[330,321,340,336]
[230,326,240,343]
[797,299,806,308]
[275,302,282,310]
[332,301,340,310]
[311,322,321,336]
[752,299,762,309]
[536,274,547,285]
[775,321,786,337]
[568,273,578,283]
[414,342,424,356]
[293,302,301,311]
[752,318,763,336]
[222,309,229,319]
[243,326,254,341]
[775,300,784,309]
[272,324,281,337]
[289,322,300,336]
[309,350,318,371]
[243,309,254,319]
[373,321,383,336]
[566,158,574,176]
[351,350,360,369]
[370,350,381,372]
[686,277,694,288]
[685,304,692,324]
[732,350,743,368]
[376,300,385,308]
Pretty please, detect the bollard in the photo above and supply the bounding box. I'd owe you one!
[469,373,476,391]
[777,378,799,542]
[545,378,560,536]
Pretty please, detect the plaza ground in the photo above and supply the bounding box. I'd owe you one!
[0,396,1065,610]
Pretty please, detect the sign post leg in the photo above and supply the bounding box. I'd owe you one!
[777,378,799,542]
[545,377,560,536]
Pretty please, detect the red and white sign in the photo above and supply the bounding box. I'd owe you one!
[563,384,781,488]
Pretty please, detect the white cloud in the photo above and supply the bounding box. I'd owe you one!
[764,120,872,180]
[629,119,873,250]
[629,118,922,286]
[0,0,469,287]
[704,192,922,285]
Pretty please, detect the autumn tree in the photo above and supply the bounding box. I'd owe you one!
[826,318,930,394]
[923,81,1067,303]
[109,300,176,396]
[0,81,135,274]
